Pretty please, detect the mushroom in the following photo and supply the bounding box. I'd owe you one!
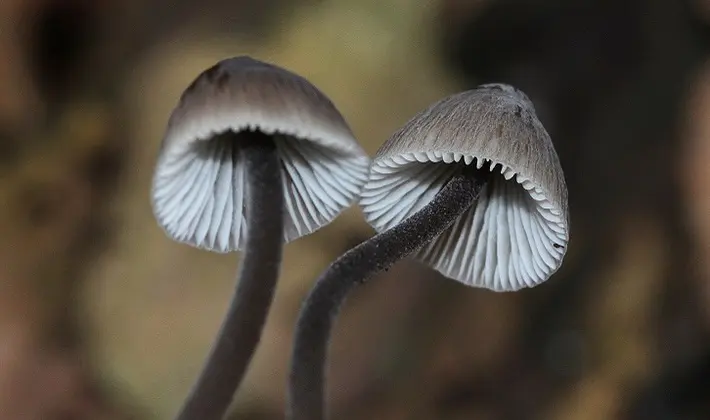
[286,84,569,419]
[150,56,370,420]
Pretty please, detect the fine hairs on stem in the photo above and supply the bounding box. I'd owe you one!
[287,164,490,420]
[176,131,284,420]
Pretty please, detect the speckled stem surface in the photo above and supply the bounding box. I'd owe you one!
[287,165,489,420]
[176,131,284,420]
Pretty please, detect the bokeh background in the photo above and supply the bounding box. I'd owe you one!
[1,0,710,418]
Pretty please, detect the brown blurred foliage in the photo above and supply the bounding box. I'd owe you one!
[0,0,709,419]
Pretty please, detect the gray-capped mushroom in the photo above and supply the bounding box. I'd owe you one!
[286,83,568,420]
[150,56,370,420]
[153,56,370,250]
[360,83,568,291]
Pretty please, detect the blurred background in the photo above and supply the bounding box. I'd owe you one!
[1,0,710,418]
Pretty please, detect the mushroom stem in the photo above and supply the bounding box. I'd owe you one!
[287,164,489,420]
[176,131,284,420]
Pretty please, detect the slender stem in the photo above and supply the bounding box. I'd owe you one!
[176,131,284,420]
[286,164,489,420]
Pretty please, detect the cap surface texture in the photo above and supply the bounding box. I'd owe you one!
[152,56,371,252]
[359,84,569,291]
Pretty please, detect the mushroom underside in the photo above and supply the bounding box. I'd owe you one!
[359,152,568,291]
[152,130,370,252]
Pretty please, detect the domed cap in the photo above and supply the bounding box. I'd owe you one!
[151,56,371,252]
[359,84,569,291]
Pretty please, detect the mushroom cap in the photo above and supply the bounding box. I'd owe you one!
[359,84,569,291]
[151,56,371,252]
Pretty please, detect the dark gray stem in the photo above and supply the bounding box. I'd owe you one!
[286,164,489,420]
[176,131,284,420]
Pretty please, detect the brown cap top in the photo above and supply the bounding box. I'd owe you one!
[359,84,569,291]
[151,56,371,252]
